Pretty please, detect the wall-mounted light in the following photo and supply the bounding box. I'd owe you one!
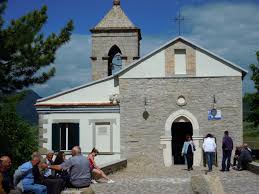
[211,95,217,117]
[143,97,149,120]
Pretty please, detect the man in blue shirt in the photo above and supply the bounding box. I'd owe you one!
[20,152,47,194]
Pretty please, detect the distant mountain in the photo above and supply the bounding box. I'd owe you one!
[16,90,41,125]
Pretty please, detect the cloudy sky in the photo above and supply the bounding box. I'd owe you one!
[3,0,259,97]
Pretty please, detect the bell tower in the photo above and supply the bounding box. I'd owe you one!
[90,0,141,80]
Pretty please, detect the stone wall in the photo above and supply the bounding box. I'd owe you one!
[38,114,48,154]
[91,31,140,80]
[119,76,243,167]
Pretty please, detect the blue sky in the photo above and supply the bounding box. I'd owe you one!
[3,0,259,96]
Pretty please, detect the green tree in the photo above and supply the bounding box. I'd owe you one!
[245,51,259,127]
[0,92,38,172]
[0,0,74,170]
[0,0,73,95]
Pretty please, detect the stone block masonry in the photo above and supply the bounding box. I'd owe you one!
[119,76,243,167]
[91,31,140,81]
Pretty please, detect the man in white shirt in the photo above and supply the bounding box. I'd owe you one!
[42,150,54,178]
[203,134,217,172]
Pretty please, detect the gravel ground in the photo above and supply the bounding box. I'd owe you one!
[92,157,259,194]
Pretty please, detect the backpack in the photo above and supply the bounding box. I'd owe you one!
[187,144,193,154]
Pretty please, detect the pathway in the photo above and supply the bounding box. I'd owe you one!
[92,158,259,194]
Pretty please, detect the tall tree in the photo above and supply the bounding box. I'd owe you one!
[0,0,73,170]
[0,0,73,95]
[245,51,259,127]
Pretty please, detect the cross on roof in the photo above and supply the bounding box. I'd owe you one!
[175,11,185,36]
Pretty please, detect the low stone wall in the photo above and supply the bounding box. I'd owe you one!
[61,187,95,194]
[99,159,127,175]
[247,162,259,175]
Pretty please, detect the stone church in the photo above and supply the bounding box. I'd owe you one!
[36,0,247,167]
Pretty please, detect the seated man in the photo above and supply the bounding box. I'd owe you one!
[38,150,65,194]
[236,144,252,170]
[0,156,12,194]
[233,145,242,167]
[16,152,47,194]
[42,150,54,178]
[50,146,92,189]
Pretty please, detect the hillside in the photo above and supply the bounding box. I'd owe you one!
[16,90,41,125]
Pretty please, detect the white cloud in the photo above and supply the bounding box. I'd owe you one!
[32,34,92,97]
[182,1,259,93]
[33,1,259,97]
[141,35,169,56]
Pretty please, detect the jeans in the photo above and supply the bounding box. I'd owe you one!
[206,152,215,171]
[185,153,193,169]
[222,150,232,170]
[23,183,47,194]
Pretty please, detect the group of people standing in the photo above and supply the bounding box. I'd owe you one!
[181,130,253,172]
[0,147,113,194]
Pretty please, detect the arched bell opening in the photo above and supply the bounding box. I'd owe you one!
[108,45,122,76]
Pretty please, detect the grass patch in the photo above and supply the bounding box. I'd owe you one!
[243,121,259,149]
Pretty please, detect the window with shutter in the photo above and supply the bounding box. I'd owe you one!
[52,123,60,151]
[68,123,79,150]
[52,122,80,151]
[60,123,67,150]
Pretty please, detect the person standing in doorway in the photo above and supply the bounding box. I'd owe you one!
[203,134,217,172]
[221,131,233,172]
[182,135,196,171]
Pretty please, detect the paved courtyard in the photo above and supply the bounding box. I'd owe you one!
[92,157,259,194]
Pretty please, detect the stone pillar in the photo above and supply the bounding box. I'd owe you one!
[193,136,203,166]
[160,136,172,167]
[38,114,48,154]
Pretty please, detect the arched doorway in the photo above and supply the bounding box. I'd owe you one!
[161,109,202,167]
[171,117,193,164]
[108,45,122,76]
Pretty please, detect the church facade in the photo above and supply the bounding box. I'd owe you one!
[36,0,247,167]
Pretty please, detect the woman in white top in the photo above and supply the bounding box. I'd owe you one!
[203,133,217,171]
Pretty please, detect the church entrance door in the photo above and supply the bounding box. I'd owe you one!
[171,121,193,164]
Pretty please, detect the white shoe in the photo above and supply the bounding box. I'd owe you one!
[91,179,98,184]
[107,179,115,183]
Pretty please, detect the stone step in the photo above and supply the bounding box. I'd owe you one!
[61,187,95,194]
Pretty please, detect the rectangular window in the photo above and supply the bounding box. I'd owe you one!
[95,122,111,152]
[175,49,186,74]
[52,123,79,151]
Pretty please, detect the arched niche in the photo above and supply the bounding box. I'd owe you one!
[108,45,122,76]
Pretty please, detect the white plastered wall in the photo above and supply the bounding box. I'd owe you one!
[120,50,165,78]
[42,112,120,165]
[40,78,119,103]
[196,50,242,77]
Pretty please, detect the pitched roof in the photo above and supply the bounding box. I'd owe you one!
[35,102,114,107]
[92,3,138,30]
[37,36,247,103]
[117,36,248,77]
